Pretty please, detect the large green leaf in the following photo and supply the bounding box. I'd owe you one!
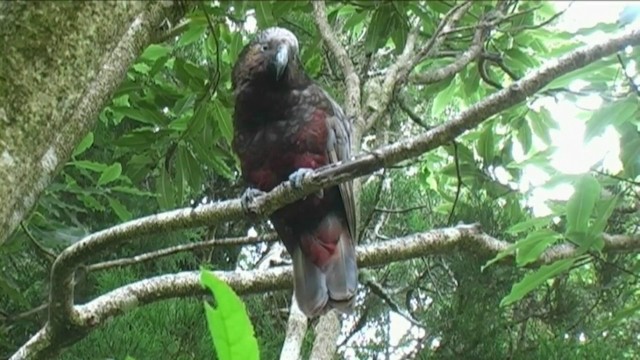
[565,175,601,238]
[585,95,638,141]
[501,258,577,306]
[201,270,259,360]
[515,229,561,266]
[213,100,234,144]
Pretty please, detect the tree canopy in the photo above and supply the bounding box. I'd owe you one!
[2,1,640,359]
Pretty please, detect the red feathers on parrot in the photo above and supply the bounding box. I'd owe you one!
[231,27,358,317]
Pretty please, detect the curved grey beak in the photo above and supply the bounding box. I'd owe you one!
[273,44,289,80]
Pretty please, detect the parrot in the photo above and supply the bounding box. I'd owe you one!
[231,27,358,317]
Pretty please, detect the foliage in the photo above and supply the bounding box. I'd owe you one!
[2,1,640,359]
[201,270,260,360]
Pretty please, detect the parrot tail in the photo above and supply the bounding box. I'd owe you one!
[292,216,357,317]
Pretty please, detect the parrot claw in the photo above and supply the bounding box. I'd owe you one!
[289,168,323,199]
[241,187,266,214]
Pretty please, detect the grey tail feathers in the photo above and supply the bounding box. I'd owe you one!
[291,231,357,317]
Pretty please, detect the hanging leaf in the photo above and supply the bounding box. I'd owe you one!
[213,100,234,144]
[178,23,206,47]
[515,229,561,266]
[140,44,172,62]
[501,258,577,306]
[477,123,496,165]
[156,167,174,209]
[72,132,94,157]
[201,270,259,360]
[98,163,122,186]
[565,175,601,237]
[254,1,275,28]
[107,197,133,222]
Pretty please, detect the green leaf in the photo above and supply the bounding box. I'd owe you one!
[72,132,94,157]
[157,167,174,209]
[364,6,393,53]
[140,44,172,62]
[482,242,519,271]
[517,120,532,154]
[229,32,244,61]
[107,197,133,222]
[213,100,234,143]
[178,23,206,47]
[501,258,577,306]
[0,275,28,307]
[111,186,156,197]
[477,123,495,165]
[585,95,638,140]
[184,104,208,140]
[201,270,260,360]
[98,163,122,186]
[111,107,168,126]
[591,195,619,235]
[69,160,107,173]
[192,139,235,180]
[507,215,554,235]
[527,111,552,145]
[599,302,640,330]
[565,175,601,235]
[255,1,275,28]
[431,76,458,117]
[516,229,561,266]
[178,145,203,193]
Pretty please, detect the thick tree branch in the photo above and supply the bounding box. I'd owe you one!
[14,225,640,359]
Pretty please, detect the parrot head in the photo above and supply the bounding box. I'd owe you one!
[232,27,302,92]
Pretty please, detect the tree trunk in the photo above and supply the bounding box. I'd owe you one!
[0,1,185,244]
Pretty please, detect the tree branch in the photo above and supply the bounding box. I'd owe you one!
[309,310,340,360]
[279,296,308,360]
[363,2,473,134]
[410,20,488,84]
[312,0,361,123]
[14,225,640,359]
[87,233,278,272]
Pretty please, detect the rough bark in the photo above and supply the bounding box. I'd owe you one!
[0,1,185,244]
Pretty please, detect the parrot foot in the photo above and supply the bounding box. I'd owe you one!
[289,168,323,199]
[241,187,266,215]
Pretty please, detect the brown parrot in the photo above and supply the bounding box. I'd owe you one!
[231,27,357,317]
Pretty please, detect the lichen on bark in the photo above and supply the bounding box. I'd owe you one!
[0,1,181,244]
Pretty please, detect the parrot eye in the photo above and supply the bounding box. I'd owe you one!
[261,44,269,51]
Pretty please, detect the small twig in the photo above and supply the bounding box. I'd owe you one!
[374,204,430,214]
[506,4,571,33]
[20,222,56,263]
[411,11,490,84]
[87,233,278,272]
[359,172,386,243]
[361,269,425,327]
[616,53,640,96]
[447,141,463,226]
[396,94,430,130]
